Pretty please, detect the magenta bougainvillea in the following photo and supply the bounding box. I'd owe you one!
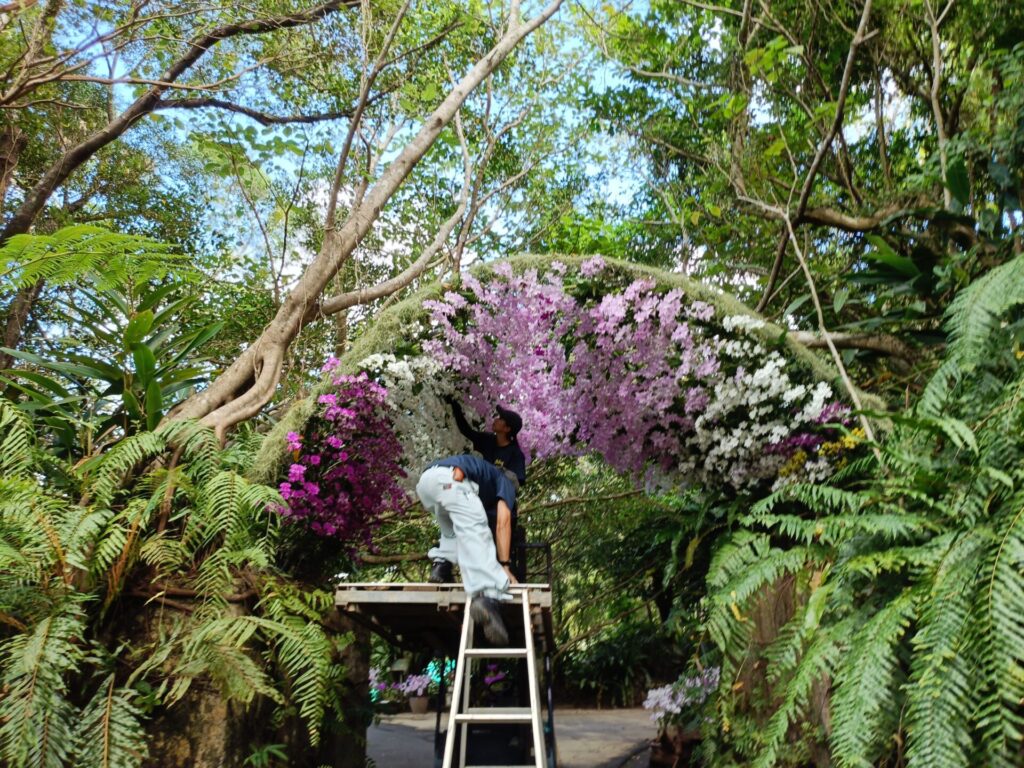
[276,365,406,543]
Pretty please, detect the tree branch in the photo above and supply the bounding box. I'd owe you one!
[924,0,953,207]
[0,1,358,370]
[318,101,473,316]
[325,0,411,229]
[153,98,351,125]
[2,0,358,242]
[789,331,916,362]
[754,0,875,308]
[172,0,564,436]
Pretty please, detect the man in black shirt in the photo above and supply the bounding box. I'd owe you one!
[416,454,518,644]
[447,399,526,488]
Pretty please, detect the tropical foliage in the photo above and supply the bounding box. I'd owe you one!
[277,366,406,543]
[704,253,1024,767]
[1,0,1023,765]
[0,400,348,768]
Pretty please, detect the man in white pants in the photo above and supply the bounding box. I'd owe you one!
[416,455,518,645]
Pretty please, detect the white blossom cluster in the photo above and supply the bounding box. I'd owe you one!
[686,317,838,491]
[358,353,470,486]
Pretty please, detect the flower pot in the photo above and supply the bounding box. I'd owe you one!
[375,700,402,715]
[408,695,430,715]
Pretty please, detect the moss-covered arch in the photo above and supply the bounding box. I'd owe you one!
[252,253,873,491]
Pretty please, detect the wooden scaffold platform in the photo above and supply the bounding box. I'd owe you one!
[335,581,558,767]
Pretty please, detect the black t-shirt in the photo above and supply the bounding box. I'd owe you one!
[450,401,527,486]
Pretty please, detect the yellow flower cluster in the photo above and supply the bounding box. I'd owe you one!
[778,428,865,479]
[778,449,809,478]
[820,427,865,457]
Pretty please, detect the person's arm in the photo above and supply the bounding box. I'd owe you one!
[447,398,489,452]
[495,499,518,585]
[491,466,518,584]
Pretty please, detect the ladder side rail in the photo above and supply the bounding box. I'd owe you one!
[544,651,556,767]
[433,653,447,768]
[459,610,473,768]
[522,590,547,767]
[442,598,474,768]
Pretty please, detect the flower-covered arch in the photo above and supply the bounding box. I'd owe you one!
[254,254,865,542]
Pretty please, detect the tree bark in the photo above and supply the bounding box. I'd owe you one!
[171,0,564,437]
[0,278,43,371]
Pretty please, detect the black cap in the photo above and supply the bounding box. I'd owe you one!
[495,405,523,438]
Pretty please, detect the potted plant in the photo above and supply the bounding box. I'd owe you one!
[401,673,433,715]
[643,666,720,767]
[370,667,406,714]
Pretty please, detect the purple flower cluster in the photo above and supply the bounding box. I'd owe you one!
[483,663,507,687]
[423,261,851,491]
[277,369,407,544]
[570,279,721,477]
[424,264,580,463]
[398,673,432,697]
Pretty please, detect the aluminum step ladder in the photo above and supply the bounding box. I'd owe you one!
[442,585,547,768]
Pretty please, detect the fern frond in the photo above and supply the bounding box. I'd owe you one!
[88,431,169,507]
[156,419,221,485]
[750,483,865,517]
[944,252,1024,372]
[831,590,917,768]
[171,615,285,706]
[260,587,347,745]
[0,398,34,477]
[0,603,86,768]
[752,618,852,768]
[977,501,1024,766]
[0,225,189,292]
[905,531,987,768]
[746,511,930,546]
[71,675,149,768]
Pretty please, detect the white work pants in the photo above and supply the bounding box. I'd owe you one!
[417,465,509,599]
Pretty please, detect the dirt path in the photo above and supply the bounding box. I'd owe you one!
[367,707,656,767]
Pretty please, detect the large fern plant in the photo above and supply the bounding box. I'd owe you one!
[0,403,347,768]
[704,253,1024,767]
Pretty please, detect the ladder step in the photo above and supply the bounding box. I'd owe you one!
[464,647,529,658]
[454,707,534,724]
[466,706,534,715]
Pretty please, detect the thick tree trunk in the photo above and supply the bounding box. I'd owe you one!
[283,611,373,768]
[0,121,33,372]
[0,122,25,203]
[735,572,832,767]
[0,278,43,371]
[144,689,259,768]
[124,598,259,768]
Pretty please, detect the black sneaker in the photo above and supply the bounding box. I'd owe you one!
[428,558,454,584]
[470,596,509,646]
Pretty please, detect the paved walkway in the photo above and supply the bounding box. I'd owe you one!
[367,708,655,767]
